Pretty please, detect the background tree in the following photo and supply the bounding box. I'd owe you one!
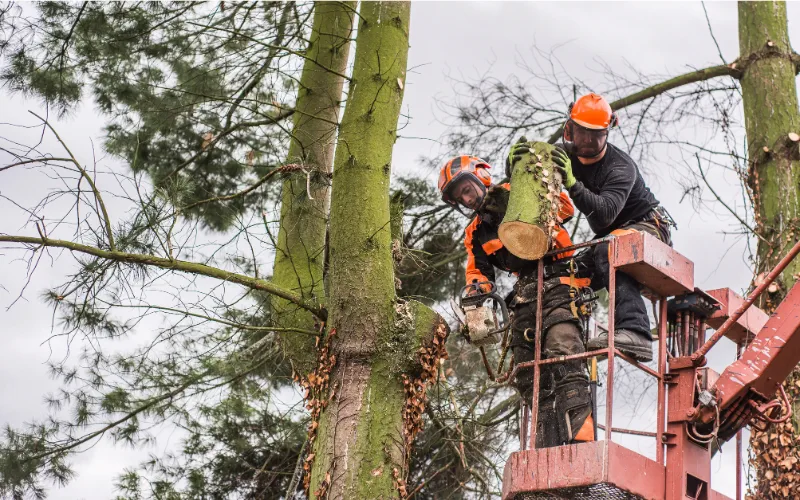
[737,2,800,497]
[0,1,506,498]
[6,1,800,499]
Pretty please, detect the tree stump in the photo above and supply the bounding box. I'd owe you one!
[498,141,564,260]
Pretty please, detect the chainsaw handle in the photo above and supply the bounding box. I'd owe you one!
[458,281,497,305]
[486,291,511,335]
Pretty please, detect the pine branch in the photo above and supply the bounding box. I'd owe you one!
[0,235,326,319]
[398,250,466,279]
[103,303,318,336]
[21,375,201,464]
[180,163,303,212]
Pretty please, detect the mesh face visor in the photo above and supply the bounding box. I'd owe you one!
[567,120,610,158]
[442,174,486,212]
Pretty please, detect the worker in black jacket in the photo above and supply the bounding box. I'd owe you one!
[551,93,674,362]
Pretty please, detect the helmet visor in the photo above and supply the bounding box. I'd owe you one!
[569,120,609,158]
[442,174,486,211]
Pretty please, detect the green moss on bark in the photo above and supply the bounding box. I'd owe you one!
[385,299,446,375]
[500,142,561,260]
[309,2,412,498]
[328,1,410,357]
[739,2,800,495]
[739,1,800,286]
[353,359,406,498]
[272,2,355,374]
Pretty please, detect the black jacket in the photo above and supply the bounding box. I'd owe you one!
[565,143,659,236]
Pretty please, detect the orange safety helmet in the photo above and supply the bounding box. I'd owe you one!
[563,93,619,158]
[438,155,493,212]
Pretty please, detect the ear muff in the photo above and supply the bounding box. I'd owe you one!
[610,112,619,128]
[563,120,573,141]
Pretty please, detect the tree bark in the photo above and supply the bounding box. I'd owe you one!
[738,2,800,497]
[499,142,562,260]
[310,3,413,499]
[272,2,356,374]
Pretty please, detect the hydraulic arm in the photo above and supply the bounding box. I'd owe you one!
[693,238,800,443]
[695,279,800,442]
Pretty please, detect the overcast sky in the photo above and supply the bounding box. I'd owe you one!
[2,1,798,498]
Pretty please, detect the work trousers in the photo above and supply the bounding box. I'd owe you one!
[508,275,593,448]
[585,219,672,339]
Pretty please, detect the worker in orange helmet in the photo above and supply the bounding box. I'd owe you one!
[439,154,596,448]
[510,93,675,363]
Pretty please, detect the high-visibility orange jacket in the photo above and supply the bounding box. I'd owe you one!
[464,184,575,285]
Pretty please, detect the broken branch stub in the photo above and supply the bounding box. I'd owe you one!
[499,141,562,260]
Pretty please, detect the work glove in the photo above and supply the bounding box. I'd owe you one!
[552,146,576,189]
[504,136,529,177]
[466,280,492,296]
[482,184,510,215]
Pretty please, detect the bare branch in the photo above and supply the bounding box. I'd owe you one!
[546,63,740,143]
[29,111,117,250]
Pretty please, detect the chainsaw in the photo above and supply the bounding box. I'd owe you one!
[452,281,510,346]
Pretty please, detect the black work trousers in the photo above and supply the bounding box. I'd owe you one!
[586,219,672,339]
[508,276,592,447]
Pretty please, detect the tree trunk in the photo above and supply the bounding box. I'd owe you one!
[272,2,355,374]
[738,2,800,496]
[499,142,563,260]
[310,2,413,498]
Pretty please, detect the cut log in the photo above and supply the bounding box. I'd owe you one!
[499,141,563,260]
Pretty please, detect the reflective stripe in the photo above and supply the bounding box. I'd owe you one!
[574,414,595,442]
[559,276,591,287]
[482,238,503,255]
[464,218,489,284]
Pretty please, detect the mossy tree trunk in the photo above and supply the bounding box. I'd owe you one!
[738,2,800,496]
[499,142,563,260]
[309,2,418,498]
[272,2,355,374]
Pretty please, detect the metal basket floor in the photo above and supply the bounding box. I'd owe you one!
[516,482,645,499]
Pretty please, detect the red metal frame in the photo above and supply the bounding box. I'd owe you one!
[504,233,800,500]
[503,232,766,500]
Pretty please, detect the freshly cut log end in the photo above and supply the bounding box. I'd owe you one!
[498,220,549,260]
[500,141,559,260]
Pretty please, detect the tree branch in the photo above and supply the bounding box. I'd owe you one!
[30,111,117,250]
[695,154,766,243]
[104,303,319,336]
[0,235,326,319]
[547,63,740,143]
[0,157,74,172]
[180,163,303,212]
[398,250,466,279]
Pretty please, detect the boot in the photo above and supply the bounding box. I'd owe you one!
[586,328,653,362]
[535,365,593,448]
